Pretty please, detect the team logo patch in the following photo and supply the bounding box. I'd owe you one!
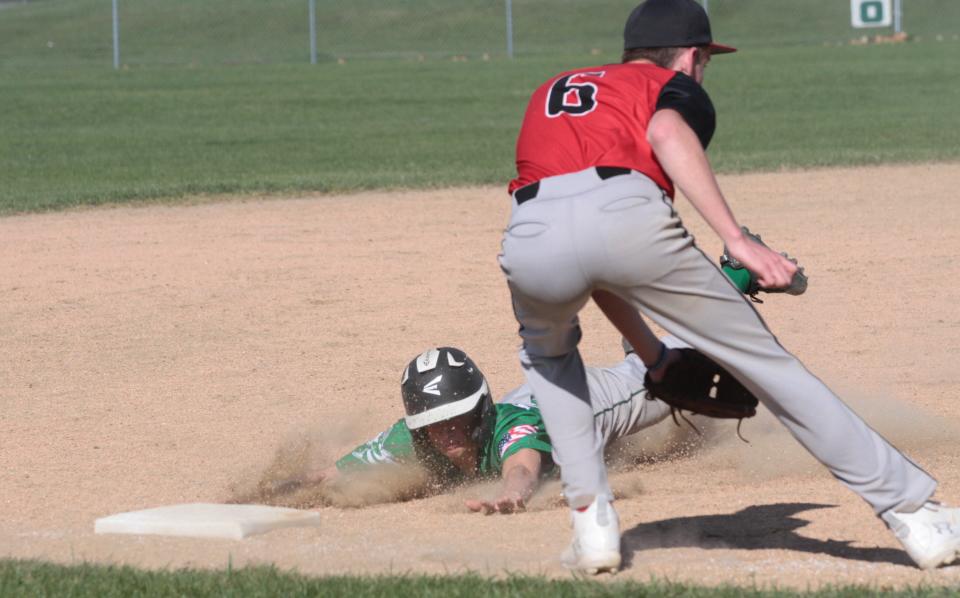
[497,424,538,457]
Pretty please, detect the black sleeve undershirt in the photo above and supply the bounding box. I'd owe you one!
[655,72,716,150]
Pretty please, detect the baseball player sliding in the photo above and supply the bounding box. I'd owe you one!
[282,342,695,514]
[499,0,960,575]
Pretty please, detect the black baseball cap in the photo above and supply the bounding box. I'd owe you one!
[624,0,737,54]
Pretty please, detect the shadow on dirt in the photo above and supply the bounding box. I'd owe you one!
[621,502,913,568]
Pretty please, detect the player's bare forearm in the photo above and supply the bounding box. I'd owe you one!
[647,109,742,245]
[648,110,797,289]
[502,463,538,503]
[592,289,680,381]
[592,290,660,363]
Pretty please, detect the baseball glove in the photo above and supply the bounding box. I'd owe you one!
[720,226,808,303]
[644,349,759,437]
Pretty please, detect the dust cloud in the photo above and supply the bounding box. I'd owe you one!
[606,413,721,468]
[227,390,956,511]
[227,425,433,509]
[678,389,960,483]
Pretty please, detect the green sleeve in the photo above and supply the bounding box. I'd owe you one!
[482,403,553,475]
[334,419,417,472]
[498,422,553,463]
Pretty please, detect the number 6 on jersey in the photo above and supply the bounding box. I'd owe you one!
[545,72,605,117]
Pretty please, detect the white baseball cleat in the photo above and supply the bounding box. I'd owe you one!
[560,495,622,575]
[882,501,960,570]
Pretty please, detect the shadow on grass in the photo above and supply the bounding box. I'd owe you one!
[621,502,913,569]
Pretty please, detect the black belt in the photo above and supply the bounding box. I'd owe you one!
[514,166,632,205]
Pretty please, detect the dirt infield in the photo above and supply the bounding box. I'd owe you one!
[2,163,960,588]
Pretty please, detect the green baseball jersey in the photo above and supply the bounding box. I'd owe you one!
[334,400,553,480]
[335,420,417,471]
[480,400,553,474]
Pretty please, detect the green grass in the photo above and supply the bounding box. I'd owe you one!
[1,0,959,214]
[2,41,958,215]
[3,0,960,66]
[709,42,960,171]
[2,560,959,597]
[707,0,960,49]
[2,0,633,66]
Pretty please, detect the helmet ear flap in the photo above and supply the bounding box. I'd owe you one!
[469,410,485,444]
[470,391,497,446]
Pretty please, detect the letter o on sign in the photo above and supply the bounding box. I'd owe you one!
[851,0,892,28]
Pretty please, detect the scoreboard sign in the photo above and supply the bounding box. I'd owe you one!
[851,0,893,28]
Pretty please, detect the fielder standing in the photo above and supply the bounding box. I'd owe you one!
[499,0,960,574]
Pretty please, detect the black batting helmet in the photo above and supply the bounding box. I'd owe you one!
[400,347,496,445]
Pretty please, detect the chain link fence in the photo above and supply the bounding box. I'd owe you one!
[1,0,959,68]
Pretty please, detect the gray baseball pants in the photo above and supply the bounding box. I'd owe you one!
[498,166,936,514]
[500,349,675,449]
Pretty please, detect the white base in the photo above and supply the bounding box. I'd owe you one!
[94,503,320,540]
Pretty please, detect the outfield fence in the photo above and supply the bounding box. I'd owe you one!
[1,0,959,68]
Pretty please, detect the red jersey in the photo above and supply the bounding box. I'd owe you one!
[509,62,715,198]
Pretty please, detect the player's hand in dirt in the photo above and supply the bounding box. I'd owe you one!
[465,492,526,515]
[723,232,797,291]
[262,466,339,496]
[259,477,304,496]
[303,465,339,485]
